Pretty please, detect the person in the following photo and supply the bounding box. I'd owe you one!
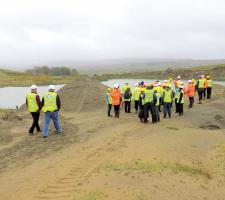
[196,75,205,104]
[203,75,207,99]
[143,84,157,123]
[177,86,184,116]
[105,88,112,117]
[154,84,160,122]
[174,86,180,113]
[132,83,141,113]
[162,85,175,118]
[174,76,181,89]
[26,85,42,135]
[123,86,132,113]
[110,84,122,118]
[42,85,61,138]
[122,82,129,94]
[138,88,145,122]
[187,80,195,108]
[206,76,213,99]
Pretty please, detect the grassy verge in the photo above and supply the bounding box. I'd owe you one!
[97,160,212,179]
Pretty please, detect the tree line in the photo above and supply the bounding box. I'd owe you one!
[26,66,78,76]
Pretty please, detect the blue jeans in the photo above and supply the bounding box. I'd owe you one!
[43,111,61,136]
[164,102,171,118]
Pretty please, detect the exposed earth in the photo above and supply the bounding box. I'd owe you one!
[0,77,225,200]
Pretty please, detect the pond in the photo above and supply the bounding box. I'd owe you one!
[0,85,65,109]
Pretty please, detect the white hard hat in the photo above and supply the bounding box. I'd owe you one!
[180,81,184,85]
[153,84,157,87]
[201,75,205,78]
[157,82,161,86]
[114,84,119,89]
[180,85,184,89]
[135,83,139,86]
[164,80,168,83]
[177,76,181,79]
[188,80,192,83]
[30,85,37,90]
[48,85,55,90]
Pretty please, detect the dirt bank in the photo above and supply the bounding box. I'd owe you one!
[0,78,225,200]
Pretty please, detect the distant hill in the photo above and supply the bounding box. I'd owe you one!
[94,64,225,81]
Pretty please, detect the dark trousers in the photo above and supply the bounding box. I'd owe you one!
[207,87,212,99]
[177,103,184,116]
[155,105,160,122]
[134,100,139,112]
[175,98,178,113]
[107,104,112,116]
[203,88,206,99]
[159,97,162,112]
[124,101,131,113]
[114,105,120,118]
[139,105,144,122]
[164,102,171,118]
[29,112,41,133]
[198,89,204,102]
[144,103,156,123]
[189,97,194,108]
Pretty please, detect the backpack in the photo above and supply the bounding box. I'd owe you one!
[124,89,131,99]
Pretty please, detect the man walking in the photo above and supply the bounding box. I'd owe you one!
[123,86,132,113]
[206,76,213,99]
[26,85,42,135]
[187,80,195,108]
[110,84,122,118]
[196,75,205,104]
[42,85,61,138]
[162,85,174,118]
[132,83,141,113]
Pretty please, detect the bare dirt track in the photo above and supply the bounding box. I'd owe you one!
[0,78,225,200]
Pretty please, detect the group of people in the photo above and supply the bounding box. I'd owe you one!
[105,75,213,124]
[26,85,62,138]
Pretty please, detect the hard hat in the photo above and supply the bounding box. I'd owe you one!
[201,75,205,78]
[141,88,145,92]
[153,84,157,87]
[166,84,171,87]
[169,78,172,81]
[180,86,184,89]
[177,76,181,79]
[30,85,37,90]
[140,81,144,85]
[107,88,112,91]
[207,75,210,78]
[135,83,139,86]
[157,82,161,86]
[144,83,148,87]
[180,81,184,85]
[48,85,55,90]
[164,80,168,83]
[188,80,192,83]
[147,83,152,87]
[192,79,195,83]
[113,84,119,89]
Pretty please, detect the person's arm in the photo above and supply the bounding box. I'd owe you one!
[178,92,183,103]
[42,97,44,107]
[36,95,42,110]
[26,97,28,106]
[105,94,110,105]
[56,95,61,110]
[162,91,165,102]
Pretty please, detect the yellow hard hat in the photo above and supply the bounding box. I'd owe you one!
[207,75,210,78]
[147,83,152,87]
[141,88,145,92]
[108,88,112,91]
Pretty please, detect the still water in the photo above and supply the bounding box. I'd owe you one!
[102,79,225,88]
[0,85,65,109]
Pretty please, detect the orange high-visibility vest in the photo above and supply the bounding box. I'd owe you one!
[187,85,195,97]
[110,89,122,106]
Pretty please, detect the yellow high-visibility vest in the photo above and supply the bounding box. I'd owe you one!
[164,90,173,103]
[207,80,213,88]
[198,79,205,89]
[42,92,58,112]
[26,92,39,112]
[144,89,154,104]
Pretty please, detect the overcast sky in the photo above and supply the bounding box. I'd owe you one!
[1,0,225,69]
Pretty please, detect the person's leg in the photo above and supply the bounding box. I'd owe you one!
[29,113,36,134]
[43,112,51,137]
[155,105,159,122]
[113,106,116,117]
[149,104,156,123]
[207,87,212,99]
[108,104,112,116]
[52,111,61,134]
[168,102,172,118]
[181,104,184,115]
[203,88,206,99]
[175,99,178,113]
[163,103,167,118]
[209,87,212,99]
[135,101,139,113]
[35,112,41,131]
[144,103,149,122]
[127,101,131,113]
[124,101,128,113]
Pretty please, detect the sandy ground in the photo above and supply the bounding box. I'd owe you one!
[0,78,225,200]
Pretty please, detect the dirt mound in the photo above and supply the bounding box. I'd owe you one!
[58,77,107,112]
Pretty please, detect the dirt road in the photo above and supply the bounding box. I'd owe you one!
[0,78,225,200]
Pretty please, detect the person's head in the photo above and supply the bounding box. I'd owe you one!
[48,85,55,92]
[188,80,192,85]
[146,84,152,90]
[135,83,139,87]
[177,76,181,80]
[125,82,129,86]
[179,86,183,91]
[201,75,205,79]
[207,75,210,79]
[140,81,144,86]
[107,88,112,92]
[166,85,170,90]
[30,85,37,93]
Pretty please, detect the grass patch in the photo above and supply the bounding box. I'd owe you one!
[97,160,212,179]
[166,126,179,131]
[73,189,106,200]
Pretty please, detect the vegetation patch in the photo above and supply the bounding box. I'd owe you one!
[73,189,106,200]
[166,126,179,131]
[97,160,212,179]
